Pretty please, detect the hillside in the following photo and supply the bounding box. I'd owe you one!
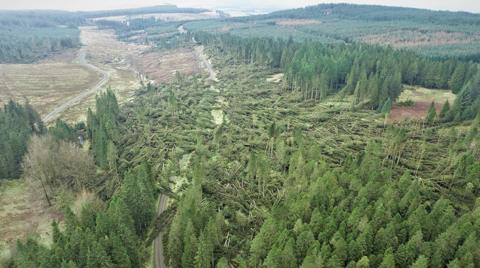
[184,4,480,60]
[1,3,480,268]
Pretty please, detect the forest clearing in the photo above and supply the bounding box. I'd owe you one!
[0,64,100,117]
[132,48,202,82]
[390,86,457,121]
[1,3,480,268]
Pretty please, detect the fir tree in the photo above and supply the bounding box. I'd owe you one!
[425,102,437,124]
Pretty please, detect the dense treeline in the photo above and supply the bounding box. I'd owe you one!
[0,11,83,63]
[12,92,157,267]
[168,133,480,267]
[87,90,121,169]
[180,4,480,60]
[195,32,480,120]
[14,163,156,267]
[245,136,480,268]
[0,101,44,179]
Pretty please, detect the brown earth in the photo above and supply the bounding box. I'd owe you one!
[132,48,202,82]
[389,86,456,122]
[361,30,480,48]
[389,101,444,122]
[276,19,322,26]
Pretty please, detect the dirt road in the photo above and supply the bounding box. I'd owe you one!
[154,194,169,268]
[42,45,110,123]
[194,46,218,82]
[178,25,218,82]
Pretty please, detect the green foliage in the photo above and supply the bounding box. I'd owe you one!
[13,162,155,267]
[0,11,82,63]
[0,101,44,179]
[121,164,156,237]
[452,71,480,121]
[185,3,480,60]
[380,98,393,114]
[397,99,415,107]
[87,90,120,168]
[439,100,452,121]
[145,54,480,268]
[195,32,478,113]
[49,120,78,143]
[425,102,437,124]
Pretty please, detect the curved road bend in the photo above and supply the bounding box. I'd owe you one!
[42,49,110,124]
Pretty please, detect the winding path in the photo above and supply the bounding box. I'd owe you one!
[42,48,110,123]
[178,25,218,82]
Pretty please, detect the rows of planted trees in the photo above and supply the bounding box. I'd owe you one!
[194,32,480,120]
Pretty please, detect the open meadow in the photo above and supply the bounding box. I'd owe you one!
[0,180,62,264]
[0,63,100,117]
[390,86,457,121]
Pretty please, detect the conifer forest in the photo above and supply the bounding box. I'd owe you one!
[1,3,480,268]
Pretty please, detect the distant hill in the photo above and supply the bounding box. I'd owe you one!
[80,5,209,18]
[265,4,480,25]
[185,3,480,60]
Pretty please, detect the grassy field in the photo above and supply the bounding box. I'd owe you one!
[390,86,456,121]
[0,180,62,264]
[0,63,100,116]
[62,27,205,122]
[0,27,151,123]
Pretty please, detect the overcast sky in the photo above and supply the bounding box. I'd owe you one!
[0,0,479,13]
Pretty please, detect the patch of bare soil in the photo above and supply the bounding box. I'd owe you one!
[361,30,480,48]
[389,87,455,122]
[276,19,322,26]
[132,48,202,82]
[389,102,444,122]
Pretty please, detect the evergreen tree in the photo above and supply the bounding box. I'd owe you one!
[411,255,428,268]
[195,231,214,268]
[381,98,393,114]
[282,238,297,268]
[439,100,451,121]
[357,256,370,268]
[425,102,437,124]
[379,248,395,268]
[182,221,198,268]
